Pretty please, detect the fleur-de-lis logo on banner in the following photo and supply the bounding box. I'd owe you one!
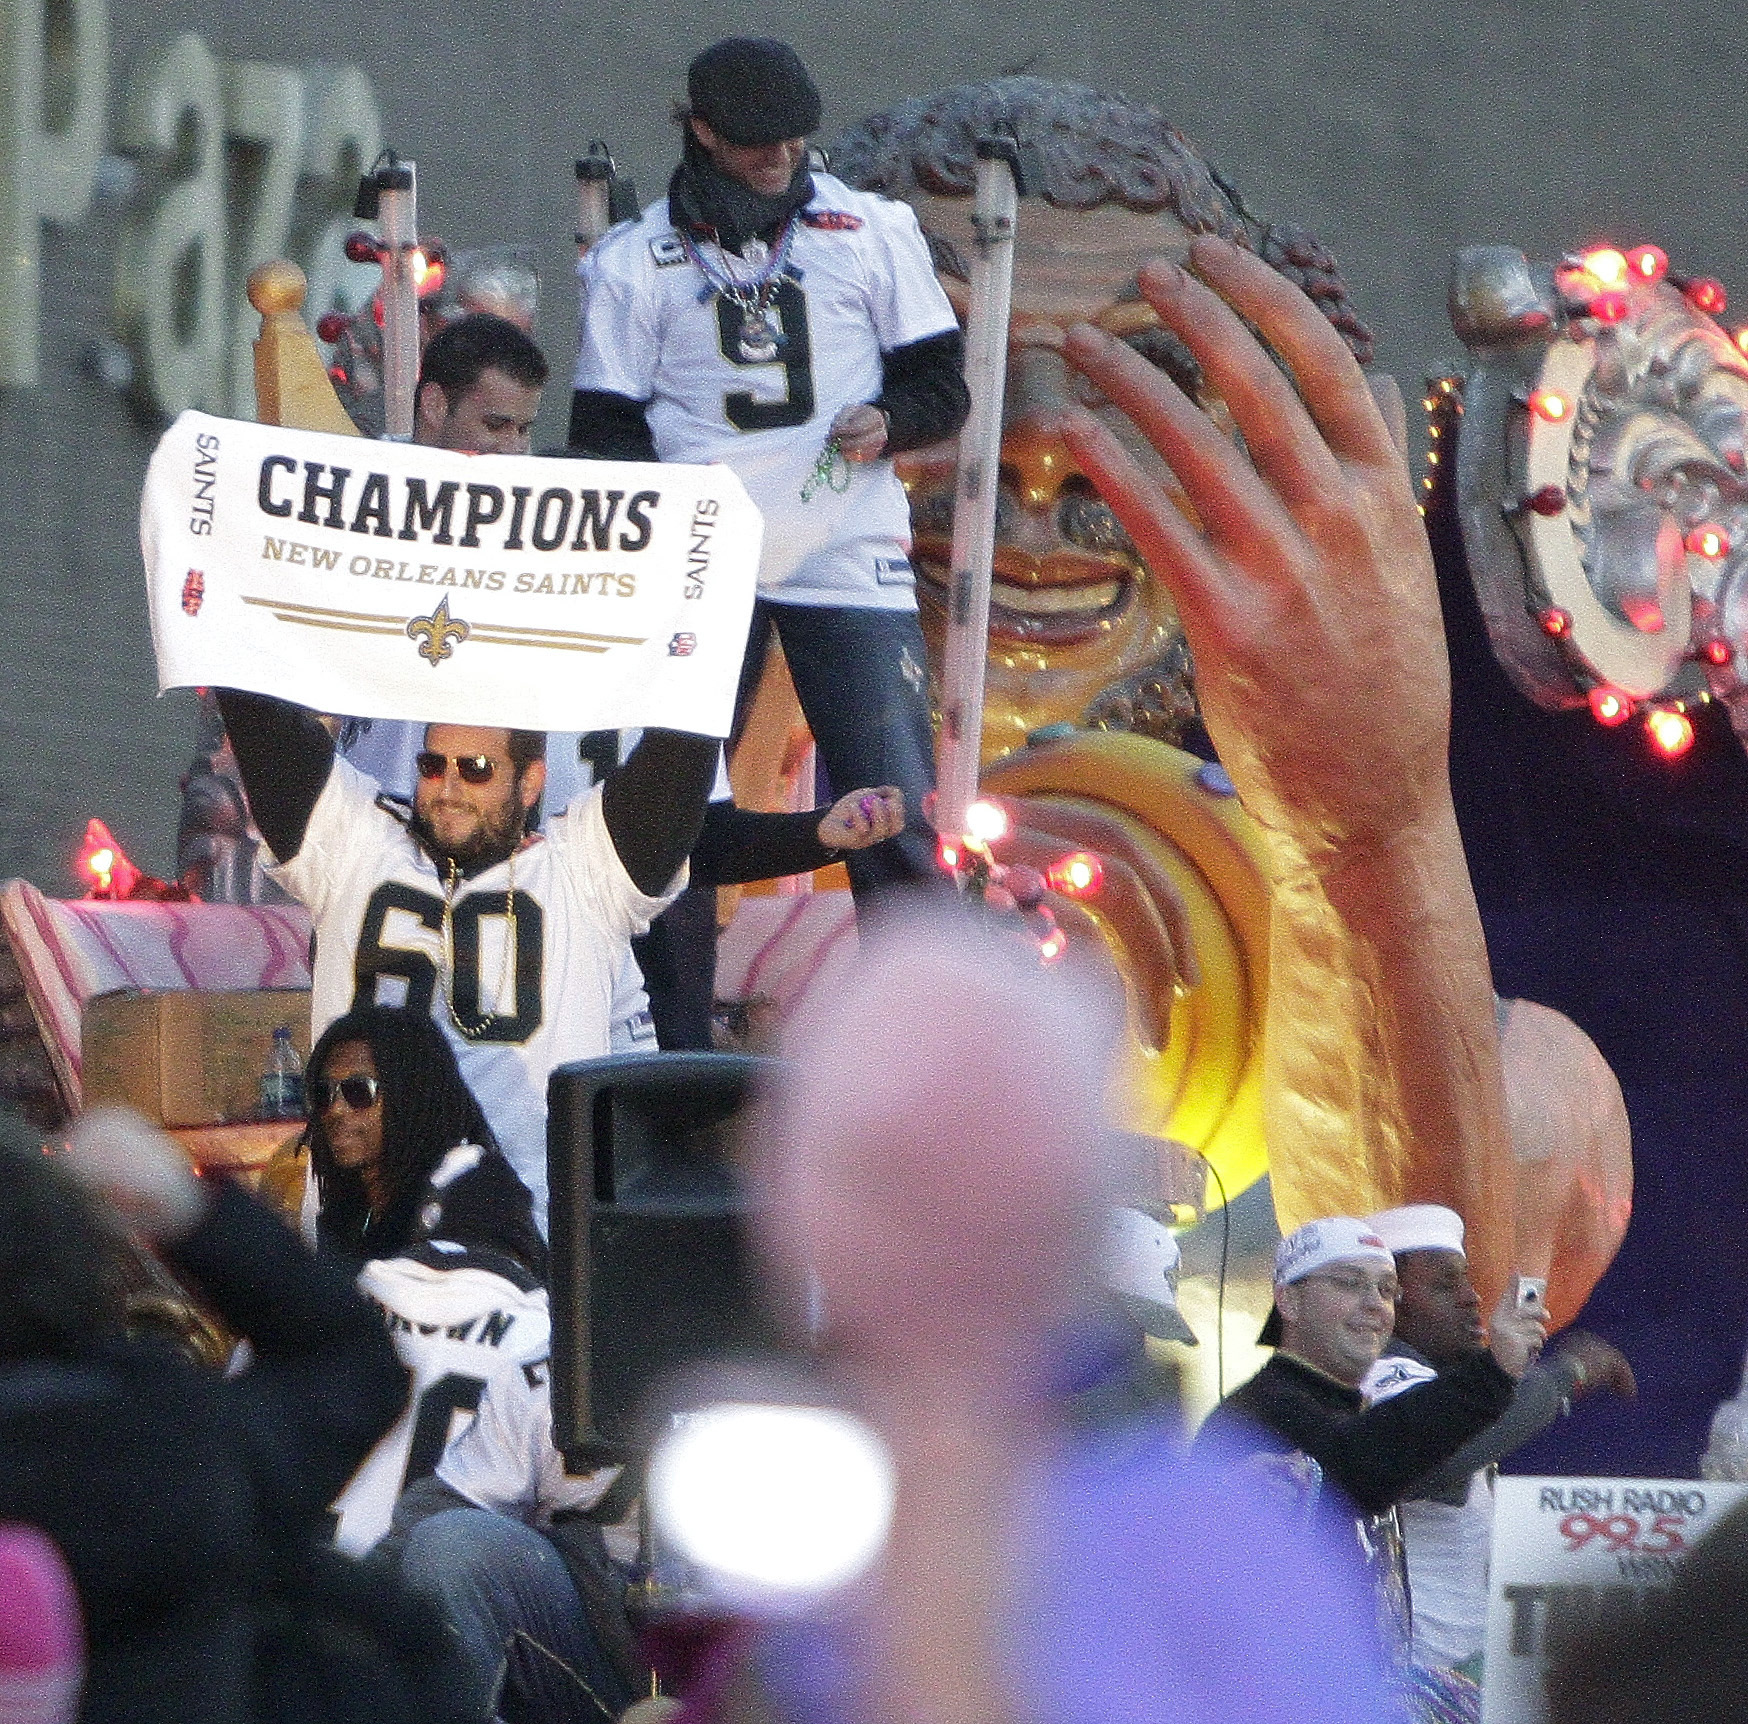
[406,596,470,666]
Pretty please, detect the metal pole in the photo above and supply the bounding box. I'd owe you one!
[935,138,1024,845]
[575,142,616,262]
[377,157,418,440]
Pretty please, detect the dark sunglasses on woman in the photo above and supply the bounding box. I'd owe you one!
[311,1075,383,1111]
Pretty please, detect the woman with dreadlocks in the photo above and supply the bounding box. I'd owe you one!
[305,1005,544,1276]
[306,1007,552,1554]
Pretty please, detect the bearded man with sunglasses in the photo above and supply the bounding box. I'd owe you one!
[217,685,717,1236]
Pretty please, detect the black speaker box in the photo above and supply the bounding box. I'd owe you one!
[546,1051,782,1469]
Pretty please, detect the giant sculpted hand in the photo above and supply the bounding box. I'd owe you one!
[1058,238,1520,1308]
[1059,240,1448,848]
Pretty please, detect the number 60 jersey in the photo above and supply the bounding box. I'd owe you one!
[575,172,957,612]
[270,756,682,1235]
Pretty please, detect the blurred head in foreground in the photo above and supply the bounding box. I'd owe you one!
[755,916,1118,1395]
[0,1143,122,1361]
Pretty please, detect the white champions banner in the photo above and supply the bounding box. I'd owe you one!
[1481,1475,1748,1723]
[141,412,762,735]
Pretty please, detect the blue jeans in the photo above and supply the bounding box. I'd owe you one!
[398,1509,632,1724]
[734,599,943,907]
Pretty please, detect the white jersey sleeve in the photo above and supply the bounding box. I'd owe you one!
[269,753,403,921]
[546,777,686,939]
[861,193,960,350]
[575,219,664,399]
[332,1250,552,1556]
[437,1355,621,1525]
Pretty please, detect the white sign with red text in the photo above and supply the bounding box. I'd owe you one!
[1481,1475,1748,1723]
[141,412,761,736]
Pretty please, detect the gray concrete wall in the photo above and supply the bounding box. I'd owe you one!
[3,0,1742,888]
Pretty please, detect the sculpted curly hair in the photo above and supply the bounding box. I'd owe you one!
[831,76,1373,363]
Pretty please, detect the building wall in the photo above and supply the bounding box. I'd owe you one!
[2,0,1741,887]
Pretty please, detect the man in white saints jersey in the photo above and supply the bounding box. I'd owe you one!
[216,688,718,1234]
[571,36,970,907]
[331,1202,551,1555]
[377,1360,638,1723]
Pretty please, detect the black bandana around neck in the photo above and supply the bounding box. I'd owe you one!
[668,135,814,255]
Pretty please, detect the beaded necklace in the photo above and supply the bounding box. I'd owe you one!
[680,214,801,363]
[441,850,517,1039]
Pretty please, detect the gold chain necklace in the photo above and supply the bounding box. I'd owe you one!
[440,848,517,1039]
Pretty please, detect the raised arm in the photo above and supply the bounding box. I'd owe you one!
[1059,237,1515,1307]
[601,729,719,894]
[213,687,336,863]
[63,1110,406,1522]
[568,389,658,461]
[690,786,906,885]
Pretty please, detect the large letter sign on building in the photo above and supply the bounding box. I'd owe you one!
[0,0,380,411]
[0,0,109,387]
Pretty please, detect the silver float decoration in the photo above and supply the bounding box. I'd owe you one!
[1450,241,1748,754]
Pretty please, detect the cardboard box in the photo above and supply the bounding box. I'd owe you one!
[82,989,311,1127]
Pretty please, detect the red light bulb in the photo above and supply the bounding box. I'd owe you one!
[1580,248,1628,286]
[75,818,142,900]
[315,311,350,344]
[1589,291,1630,324]
[1646,707,1695,756]
[343,230,383,266]
[1686,526,1732,560]
[1524,486,1568,517]
[964,799,1010,845]
[1046,851,1106,897]
[1701,637,1734,667]
[1528,389,1572,423]
[411,248,448,299]
[1539,607,1573,637]
[1626,244,1669,283]
[1687,278,1728,316]
[1589,687,1632,726]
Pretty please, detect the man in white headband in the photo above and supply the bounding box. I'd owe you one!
[1362,1204,1635,1684]
[1196,1215,1543,1671]
[1196,1215,1540,1517]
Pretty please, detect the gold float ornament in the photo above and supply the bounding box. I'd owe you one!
[246,259,362,436]
[984,729,1271,1213]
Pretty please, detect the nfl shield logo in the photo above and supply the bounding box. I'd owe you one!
[181,570,205,616]
[668,632,697,657]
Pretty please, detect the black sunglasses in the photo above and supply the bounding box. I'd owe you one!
[415,751,499,786]
[311,1075,383,1111]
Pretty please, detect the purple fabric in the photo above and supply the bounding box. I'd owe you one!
[1013,1422,1396,1724]
[754,1418,1397,1724]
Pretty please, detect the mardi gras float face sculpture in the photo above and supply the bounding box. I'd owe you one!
[835,78,1375,760]
[828,82,1631,1322]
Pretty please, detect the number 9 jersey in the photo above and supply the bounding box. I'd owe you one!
[574,173,959,612]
